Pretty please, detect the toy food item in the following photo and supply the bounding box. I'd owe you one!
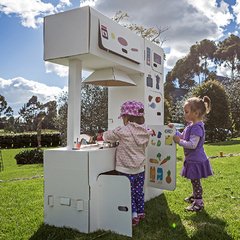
[166,170,172,183]
[149,158,158,164]
[159,156,171,165]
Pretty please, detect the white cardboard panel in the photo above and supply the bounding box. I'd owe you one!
[44,149,89,198]
[96,175,132,237]
[88,148,115,186]
[44,197,89,233]
[147,125,177,191]
[99,18,142,63]
[89,8,145,73]
[44,7,89,61]
[44,149,91,233]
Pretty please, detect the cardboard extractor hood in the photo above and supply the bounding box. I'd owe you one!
[83,67,136,86]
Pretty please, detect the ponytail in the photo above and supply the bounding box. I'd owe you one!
[203,96,211,114]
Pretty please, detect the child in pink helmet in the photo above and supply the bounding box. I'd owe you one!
[103,100,151,226]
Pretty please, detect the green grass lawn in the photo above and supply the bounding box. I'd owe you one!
[0,140,240,240]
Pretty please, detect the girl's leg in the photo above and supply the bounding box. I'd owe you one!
[122,173,138,217]
[186,179,204,211]
[135,171,145,215]
[191,179,203,201]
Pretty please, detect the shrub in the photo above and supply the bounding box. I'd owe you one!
[192,80,231,142]
[15,149,43,164]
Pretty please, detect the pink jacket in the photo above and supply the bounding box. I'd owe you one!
[103,122,150,174]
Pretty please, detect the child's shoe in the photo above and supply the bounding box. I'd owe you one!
[185,199,204,212]
[138,213,145,220]
[184,195,194,203]
[132,217,140,227]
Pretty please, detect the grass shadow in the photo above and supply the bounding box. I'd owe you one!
[185,210,232,240]
[136,193,189,239]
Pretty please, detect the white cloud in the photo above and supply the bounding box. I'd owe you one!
[45,62,69,78]
[232,0,240,25]
[0,77,66,115]
[0,0,71,28]
[80,0,96,7]
[187,0,233,28]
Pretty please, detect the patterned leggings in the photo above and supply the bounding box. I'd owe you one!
[121,171,145,215]
[191,179,203,199]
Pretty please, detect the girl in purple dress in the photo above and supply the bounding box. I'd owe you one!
[172,96,213,212]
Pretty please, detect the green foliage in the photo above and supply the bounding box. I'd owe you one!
[54,85,108,145]
[165,34,239,92]
[214,34,240,79]
[170,91,192,123]
[225,79,240,134]
[15,149,43,164]
[81,84,108,134]
[192,80,231,141]
[0,132,61,148]
[170,56,197,89]
[164,98,172,124]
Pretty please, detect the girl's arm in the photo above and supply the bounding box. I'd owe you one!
[175,130,184,139]
[175,135,200,149]
[103,127,121,143]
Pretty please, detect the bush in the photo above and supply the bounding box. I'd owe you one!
[15,149,43,164]
[206,128,232,142]
[192,80,231,142]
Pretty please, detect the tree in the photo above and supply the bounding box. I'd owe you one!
[192,80,231,141]
[0,95,14,129]
[190,39,217,82]
[224,78,240,134]
[81,84,108,134]
[54,85,108,145]
[54,91,68,146]
[18,96,47,147]
[42,100,57,130]
[214,34,240,80]
[170,55,196,89]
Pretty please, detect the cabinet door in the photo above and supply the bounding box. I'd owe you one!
[146,125,177,191]
[44,149,90,233]
[95,174,132,237]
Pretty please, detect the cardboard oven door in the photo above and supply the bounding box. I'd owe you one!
[96,174,132,237]
[146,125,177,191]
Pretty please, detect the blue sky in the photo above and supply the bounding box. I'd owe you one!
[0,0,239,115]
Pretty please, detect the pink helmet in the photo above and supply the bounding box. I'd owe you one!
[118,100,144,118]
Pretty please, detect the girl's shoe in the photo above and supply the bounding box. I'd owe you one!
[184,195,194,203]
[138,213,145,220]
[185,199,204,212]
[132,217,140,227]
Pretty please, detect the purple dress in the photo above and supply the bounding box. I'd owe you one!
[181,122,213,179]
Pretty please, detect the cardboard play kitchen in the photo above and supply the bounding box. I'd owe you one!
[43,6,176,237]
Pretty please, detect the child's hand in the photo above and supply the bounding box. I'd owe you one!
[173,135,180,143]
[147,128,155,136]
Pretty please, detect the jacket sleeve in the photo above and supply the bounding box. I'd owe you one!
[103,127,122,142]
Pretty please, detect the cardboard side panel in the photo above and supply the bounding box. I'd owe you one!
[44,7,89,61]
[89,8,145,73]
[144,40,164,125]
[44,149,90,232]
[88,148,115,186]
[96,175,132,237]
[146,125,177,191]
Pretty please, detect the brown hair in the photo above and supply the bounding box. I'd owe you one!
[123,108,145,125]
[185,96,211,117]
